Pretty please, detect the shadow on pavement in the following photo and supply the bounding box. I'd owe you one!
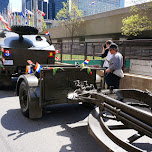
[133,143,152,152]
[1,104,94,140]
[0,86,16,98]
[58,124,103,152]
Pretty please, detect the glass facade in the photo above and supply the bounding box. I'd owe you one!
[25,0,48,18]
[26,0,33,11]
[78,0,125,16]
[0,0,9,14]
[55,0,67,18]
[43,1,47,19]
[48,0,55,19]
[49,0,67,19]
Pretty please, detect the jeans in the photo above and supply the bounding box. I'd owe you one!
[105,72,121,89]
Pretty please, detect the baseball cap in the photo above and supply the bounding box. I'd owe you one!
[109,43,118,50]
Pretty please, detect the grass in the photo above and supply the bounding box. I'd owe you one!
[56,54,101,60]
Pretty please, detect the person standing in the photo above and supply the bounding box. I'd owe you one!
[102,43,124,89]
[101,40,113,69]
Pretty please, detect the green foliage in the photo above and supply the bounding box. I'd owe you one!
[122,14,152,36]
[80,66,92,75]
[121,1,152,36]
[41,17,47,32]
[56,0,84,39]
[53,67,64,75]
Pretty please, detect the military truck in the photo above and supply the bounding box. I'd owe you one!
[0,25,97,118]
[0,25,98,118]
[0,25,55,86]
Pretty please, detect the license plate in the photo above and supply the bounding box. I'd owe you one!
[3,60,13,65]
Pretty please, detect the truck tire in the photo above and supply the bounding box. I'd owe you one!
[19,81,29,118]
[11,25,38,35]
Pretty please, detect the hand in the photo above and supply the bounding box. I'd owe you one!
[105,68,111,73]
[100,70,104,75]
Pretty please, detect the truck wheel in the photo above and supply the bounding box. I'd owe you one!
[19,81,29,118]
[11,25,38,35]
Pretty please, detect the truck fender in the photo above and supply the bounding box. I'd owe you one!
[16,74,42,119]
[16,74,39,96]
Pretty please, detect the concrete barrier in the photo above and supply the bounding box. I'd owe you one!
[129,59,152,77]
[97,70,152,92]
[120,73,152,92]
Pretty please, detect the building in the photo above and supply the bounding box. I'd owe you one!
[43,1,48,19]
[22,0,26,13]
[48,0,55,19]
[79,0,125,17]
[38,0,43,10]
[0,0,9,14]
[25,0,33,11]
[48,0,125,19]
[24,0,48,18]
[25,0,43,10]
[48,0,67,19]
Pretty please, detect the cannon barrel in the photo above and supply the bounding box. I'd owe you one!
[77,90,152,138]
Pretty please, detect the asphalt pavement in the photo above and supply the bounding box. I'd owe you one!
[0,88,103,152]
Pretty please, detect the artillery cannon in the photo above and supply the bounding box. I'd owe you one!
[9,25,151,152]
[16,62,152,151]
[69,85,152,152]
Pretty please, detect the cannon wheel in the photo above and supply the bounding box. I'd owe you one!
[19,81,29,118]
[11,25,38,35]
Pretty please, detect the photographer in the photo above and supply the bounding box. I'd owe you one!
[101,40,113,69]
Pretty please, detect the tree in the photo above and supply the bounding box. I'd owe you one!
[56,0,84,43]
[121,0,152,36]
[41,16,47,32]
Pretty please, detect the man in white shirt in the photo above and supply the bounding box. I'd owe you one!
[100,40,113,68]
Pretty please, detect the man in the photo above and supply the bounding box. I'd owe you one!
[102,43,124,89]
[101,40,113,68]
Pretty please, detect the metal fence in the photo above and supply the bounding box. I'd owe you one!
[53,40,152,70]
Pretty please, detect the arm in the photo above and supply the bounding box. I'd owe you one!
[105,68,111,73]
[109,55,120,72]
[100,48,109,58]
[101,46,105,54]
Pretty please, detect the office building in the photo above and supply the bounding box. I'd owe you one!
[48,0,55,19]
[25,0,44,11]
[78,0,125,16]
[43,1,48,19]
[48,0,125,19]
[0,0,9,14]
[25,0,43,10]
[25,0,33,11]
[49,0,68,19]
[24,0,48,18]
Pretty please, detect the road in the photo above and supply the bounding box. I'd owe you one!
[0,88,103,152]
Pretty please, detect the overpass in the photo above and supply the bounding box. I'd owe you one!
[48,2,152,42]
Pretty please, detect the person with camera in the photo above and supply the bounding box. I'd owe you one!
[101,40,113,69]
[102,43,124,89]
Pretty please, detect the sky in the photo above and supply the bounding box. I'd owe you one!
[9,0,146,12]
